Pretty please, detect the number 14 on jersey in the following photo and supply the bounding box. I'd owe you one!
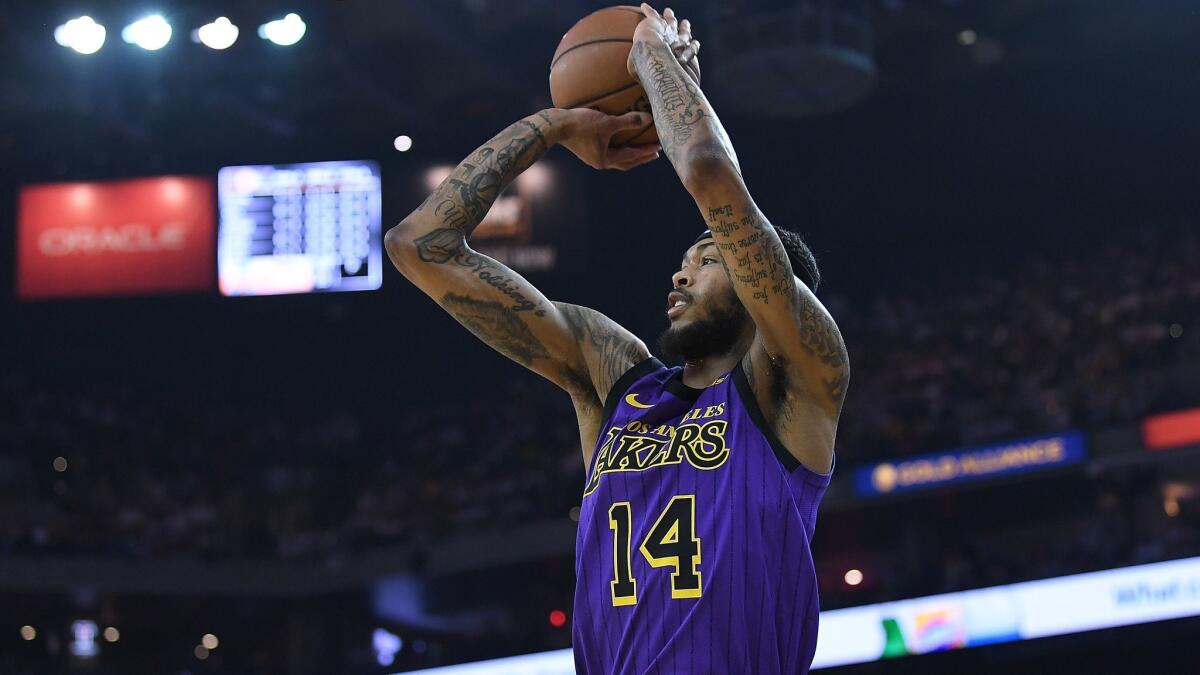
[608,495,702,606]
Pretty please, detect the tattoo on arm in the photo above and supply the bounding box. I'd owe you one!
[415,113,553,239]
[630,41,708,164]
[415,229,546,316]
[709,202,849,406]
[557,304,649,396]
[440,292,550,368]
[705,202,795,307]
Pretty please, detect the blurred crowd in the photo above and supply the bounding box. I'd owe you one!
[0,373,581,560]
[837,225,1200,459]
[0,227,1197,590]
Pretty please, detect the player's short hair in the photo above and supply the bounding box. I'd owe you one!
[775,227,821,292]
[694,227,821,291]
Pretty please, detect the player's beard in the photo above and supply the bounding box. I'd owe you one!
[658,287,750,363]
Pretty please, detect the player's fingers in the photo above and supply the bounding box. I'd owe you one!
[686,54,701,84]
[614,152,660,171]
[678,41,699,65]
[612,111,653,131]
[608,144,660,169]
[664,8,679,34]
[639,3,661,21]
[679,18,692,43]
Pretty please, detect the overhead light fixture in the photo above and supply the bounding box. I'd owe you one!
[194,17,238,50]
[259,13,306,46]
[122,15,172,51]
[54,16,107,55]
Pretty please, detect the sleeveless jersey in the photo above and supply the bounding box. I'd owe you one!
[573,358,833,675]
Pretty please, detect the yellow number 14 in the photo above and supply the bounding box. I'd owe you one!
[608,495,702,606]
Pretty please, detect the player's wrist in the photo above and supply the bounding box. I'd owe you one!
[534,108,572,145]
[541,108,590,145]
[628,35,672,84]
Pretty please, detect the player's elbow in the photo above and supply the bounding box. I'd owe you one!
[680,139,740,193]
[384,222,421,276]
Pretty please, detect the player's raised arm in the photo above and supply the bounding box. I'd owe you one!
[627,5,849,415]
[385,108,656,401]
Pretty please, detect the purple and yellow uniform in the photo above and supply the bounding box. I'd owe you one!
[573,358,833,674]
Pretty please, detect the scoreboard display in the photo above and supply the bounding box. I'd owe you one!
[217,160,382,296]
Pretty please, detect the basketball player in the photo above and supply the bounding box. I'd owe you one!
[385,5,847,672]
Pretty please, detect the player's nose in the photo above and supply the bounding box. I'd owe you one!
[672,269,690,287]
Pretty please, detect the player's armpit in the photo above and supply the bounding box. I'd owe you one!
[554,303,651,402]
[385,224,595,399]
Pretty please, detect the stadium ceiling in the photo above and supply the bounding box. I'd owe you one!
[0,0,1195,178]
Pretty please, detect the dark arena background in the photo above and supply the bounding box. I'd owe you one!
[3,1,1200,673]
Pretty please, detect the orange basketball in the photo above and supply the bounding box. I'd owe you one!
[549,5,657,147]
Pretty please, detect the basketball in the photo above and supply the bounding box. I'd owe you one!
[549,5,657,147]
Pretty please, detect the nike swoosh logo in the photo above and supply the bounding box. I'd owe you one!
[625,393,654,409]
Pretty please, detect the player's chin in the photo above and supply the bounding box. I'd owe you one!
[665,309,697,329]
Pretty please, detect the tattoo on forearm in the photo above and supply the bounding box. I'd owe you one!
[557,304,648,393]
[708,202,849,404]
[416,114,553,238]
[631,41,707,162]
[415,228,546,316]
[440,292,550,367]
[706,202,793,306]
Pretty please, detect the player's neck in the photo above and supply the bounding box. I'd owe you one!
[679,329,754,388]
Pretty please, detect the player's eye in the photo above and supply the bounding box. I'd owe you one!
[701,257,717,265]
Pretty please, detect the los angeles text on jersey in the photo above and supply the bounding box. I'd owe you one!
[583,403,729,497]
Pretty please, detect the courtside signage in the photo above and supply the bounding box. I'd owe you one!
[398,556,1200,673]
[17,177,215,299]
[1142,407,1200,451]
[852,431,1086,498]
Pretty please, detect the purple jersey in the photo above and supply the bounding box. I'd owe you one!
[573,358,833,675]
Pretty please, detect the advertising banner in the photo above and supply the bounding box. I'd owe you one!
[398,556,1200,673]
[852,431,1087,498]
[17,176,215,299]
[1142,407,1200,451]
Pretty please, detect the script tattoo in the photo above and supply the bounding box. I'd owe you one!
[707,203,849,404]
[706,202,793,307]
[556,303,649,395]
[632,41,706,161]
[415,228,545,316]
[440,292,550,367]
[418,115,551,237]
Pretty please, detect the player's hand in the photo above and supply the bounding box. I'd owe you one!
[628,5,701,86]
[556,108,661,171]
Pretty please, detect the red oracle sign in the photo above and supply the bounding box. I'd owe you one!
[17,176,215,299]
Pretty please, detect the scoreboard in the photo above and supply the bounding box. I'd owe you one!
[217,160,382,296]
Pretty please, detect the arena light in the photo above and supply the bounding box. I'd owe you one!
[103,627,120,642]
[122,15,172,51]
[54,16,106,55]
[373,628,402,667]
[393,135,413,152]
[69,620,98,658]
[258,13,306,46]
[201,633,219,650]
[193,17,238,50]
[844,569,864,586]
[20,625,36,641]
